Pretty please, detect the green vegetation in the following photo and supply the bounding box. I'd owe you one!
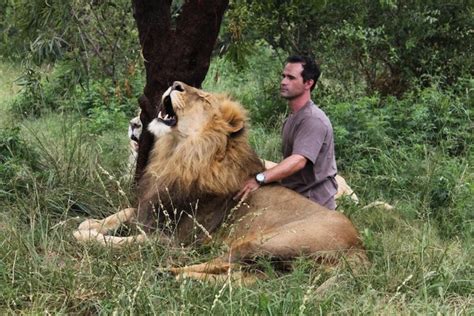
[0,0,472,314]
[0,61,20,126]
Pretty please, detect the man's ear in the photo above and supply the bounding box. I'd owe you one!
[304,79,314,90]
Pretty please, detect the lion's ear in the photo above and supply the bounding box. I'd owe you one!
[228,117,245,134]
[220,99,246,135]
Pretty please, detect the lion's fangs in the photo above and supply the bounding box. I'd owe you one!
[158,110,177,126]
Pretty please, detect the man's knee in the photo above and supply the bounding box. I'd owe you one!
[323,198,336,210]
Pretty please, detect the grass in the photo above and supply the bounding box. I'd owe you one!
[0,59,473,314]
[1,203,471,313]
[0,61,21,126]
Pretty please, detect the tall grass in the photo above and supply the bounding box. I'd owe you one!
[0,61,21,126]
[0,55,473,314]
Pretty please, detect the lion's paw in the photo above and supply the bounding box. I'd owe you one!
[73,228,104,243]
[77,219,110,234]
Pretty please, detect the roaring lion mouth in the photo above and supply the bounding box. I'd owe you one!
[158,95,177,127]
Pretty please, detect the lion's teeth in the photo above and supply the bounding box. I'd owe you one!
[164,114,169,120]
[158,111,163,119]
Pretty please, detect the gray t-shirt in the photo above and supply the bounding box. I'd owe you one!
[281,100,338,209]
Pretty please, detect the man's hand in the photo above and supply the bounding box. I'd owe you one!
[233,177,260,201]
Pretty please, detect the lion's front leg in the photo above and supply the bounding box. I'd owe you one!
[167,258,264,285]
[77,207,137,234]
[73,229,147,248]
[175,270,260,286]
[135,202,158,234]
[73,208,146,246]
[167,258,236,275]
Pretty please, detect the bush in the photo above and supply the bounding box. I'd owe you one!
[328,85,472,170]
[0,127,40,199]
[326,85,472,238]
[222,1,474,97]
[204,46,287,127]
[9,61,143,136]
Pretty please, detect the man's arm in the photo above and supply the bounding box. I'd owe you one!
[233,154,307,201]
[263,154,307,183]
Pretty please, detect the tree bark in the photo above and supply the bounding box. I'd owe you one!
[132,0,229,181]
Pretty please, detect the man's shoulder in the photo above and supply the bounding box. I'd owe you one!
[301,103,332,127]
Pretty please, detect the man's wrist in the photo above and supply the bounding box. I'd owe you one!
[255,172,266,185]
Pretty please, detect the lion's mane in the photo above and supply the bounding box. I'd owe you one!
[142,94,263,199]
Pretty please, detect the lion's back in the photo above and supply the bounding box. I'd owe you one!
[223,185,363,251]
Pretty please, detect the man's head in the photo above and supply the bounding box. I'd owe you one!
[280,55,320,101]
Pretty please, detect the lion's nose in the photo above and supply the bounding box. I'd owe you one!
[172,81,185,92]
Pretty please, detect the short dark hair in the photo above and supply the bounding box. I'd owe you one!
[286,55,320,91]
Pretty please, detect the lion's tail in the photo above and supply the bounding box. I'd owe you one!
[361,201,394,211]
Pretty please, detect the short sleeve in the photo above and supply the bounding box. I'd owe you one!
[291,117,327,164]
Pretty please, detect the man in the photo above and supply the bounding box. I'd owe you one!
[235,55,338,209]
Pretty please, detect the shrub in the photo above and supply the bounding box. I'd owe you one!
[326,85,472,238]
[204,47,287,127]
[9,61,143,137]
[0,127,40,199]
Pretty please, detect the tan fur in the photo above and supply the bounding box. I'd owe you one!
[74,82,367,282]
[145,94,255,198]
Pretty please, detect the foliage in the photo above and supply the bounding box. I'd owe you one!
[329,84,473,170]
[1,0,140,80]
[222,0,474,96]
[0,126,41,199]
[2,0,144,131]
[9,60,143,136]
[325,84,472,239]
[12,66,56,117]
[204,46,287,126]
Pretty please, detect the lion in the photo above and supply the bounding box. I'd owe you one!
[74,82,367,282]
[128,116,142,157]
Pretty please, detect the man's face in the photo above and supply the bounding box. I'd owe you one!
[280,63,312,100]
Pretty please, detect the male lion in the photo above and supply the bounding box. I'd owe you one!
[74,82,367,282]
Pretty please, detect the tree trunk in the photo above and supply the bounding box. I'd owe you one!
[131,0,229,181]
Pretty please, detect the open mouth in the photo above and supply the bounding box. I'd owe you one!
[158,95,177,127]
